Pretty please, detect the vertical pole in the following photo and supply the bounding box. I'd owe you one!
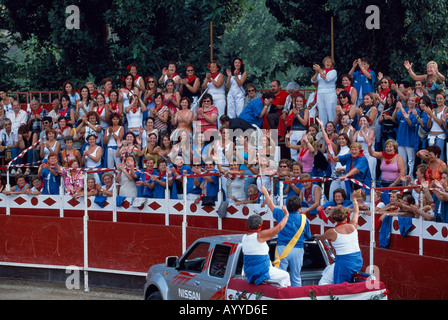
[331,17,334,60]
[369,180,376,269]
[83,173,89,292]
[5,171,10,216]
[112,173,117,223]
[210,21,213,61]
[182,175,187,254]
[419,191,424,256]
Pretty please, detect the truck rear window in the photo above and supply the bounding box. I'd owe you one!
[209,244,231,278]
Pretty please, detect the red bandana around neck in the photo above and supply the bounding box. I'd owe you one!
[382,152,397,164]
[360,68,371,75]
[186,75,197,83]
[323,68,333,74]
[208,72,219,82]
[31,106,44,115]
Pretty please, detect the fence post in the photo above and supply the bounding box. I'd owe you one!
[182,175,187,254]
[419,190,424,256]
[83,173,89,292]
[369,179,376,269]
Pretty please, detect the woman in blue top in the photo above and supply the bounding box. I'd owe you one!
[332,142,372,198]
[38,152,61,195]
[395,94,419,179]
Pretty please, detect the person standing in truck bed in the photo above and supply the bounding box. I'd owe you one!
[242,186,291,287]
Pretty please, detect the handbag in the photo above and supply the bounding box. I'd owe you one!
[201,196,215,206]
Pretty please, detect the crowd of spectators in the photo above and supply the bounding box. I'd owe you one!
[0,56,447,223]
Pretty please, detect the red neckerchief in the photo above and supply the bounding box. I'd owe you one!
[60,107,69,117]
[110,101,119,112]
[168,73,178,80]
[145,169,154,180]
[323,68,333,74]
[382,152,397,165]
[360,68,371,75]
[298,148,309,162]
[375,200,381,207]
[379,88,390,100]
[350,151,365,170]
[131,104,139,114]
[31,106,44,115]
[155,103,165,112]
[186,75,196,83]
[343,86,352,93]
[234,70,241,76]
[91,91,97,99]
[133,74,140,81]
[341,104,352,114]
[158,171,166,179]
[250,193,259,201]
[208,72,219,82]
[335,221,347,227]
[96,104,105,116]
[59,125,68,133]
[124,86,133,93]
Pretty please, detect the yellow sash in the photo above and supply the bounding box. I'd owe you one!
[273,214,306,268]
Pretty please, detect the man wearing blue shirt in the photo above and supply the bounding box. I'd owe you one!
[238,92,275,128]
[349,57,375,106]
[261,186,312,287]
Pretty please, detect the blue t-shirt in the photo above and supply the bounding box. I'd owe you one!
[273,208,312,248]
[352,70,375,100]
[338,153,372,194]
[136,169,158,198]
[238,97,264,128]
[396,108,418,148]
[41,168,60,195]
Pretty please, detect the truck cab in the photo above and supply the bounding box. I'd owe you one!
[144,234,331,300]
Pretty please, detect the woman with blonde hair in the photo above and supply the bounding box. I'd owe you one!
[311,56,338,125]
[315,189,363,284]
[404,60,445,105]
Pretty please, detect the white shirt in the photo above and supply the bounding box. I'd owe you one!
[0,129,17,147]
[311,69,337,94]
[6,110,27,133]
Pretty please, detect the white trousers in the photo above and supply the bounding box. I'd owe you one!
[289,130,306,161]
[398,145,415,179]
[317,91,338,125]
[227,92,245,119]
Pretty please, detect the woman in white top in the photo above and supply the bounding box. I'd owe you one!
[103,113,124,168]
[91,93,109,135]
[315,189,363,284]
[353,115,376,181]
[225,58,247,118]
[120,74,139,111]
[116,155,138,198]
[82,134,103,184]
[316,118,350,201]
[427,91,447,161]
[75,86,94,122]
[242,186,290,287]
[125,94,147,136]
[0,90,13,113]
[202,60,226,127]
[40,128,61,161]
[311,56,338,125]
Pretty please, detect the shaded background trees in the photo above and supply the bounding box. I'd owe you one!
[1,0,448,92]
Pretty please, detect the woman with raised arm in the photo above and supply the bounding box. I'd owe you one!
[242,186,291,287]
[225,57,247,118]
[367,138,406,188]
[315,189,363,284]
[404,60,445,105]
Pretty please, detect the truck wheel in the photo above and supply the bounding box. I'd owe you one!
[147,291,163,300]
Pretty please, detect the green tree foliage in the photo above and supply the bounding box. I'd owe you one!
[265,0,448,83]
[0,0,241,91]
[215,0,309,88]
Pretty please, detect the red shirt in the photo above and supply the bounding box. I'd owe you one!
[272,90,289,113]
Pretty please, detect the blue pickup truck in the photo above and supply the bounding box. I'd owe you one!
[144,234,387,300]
